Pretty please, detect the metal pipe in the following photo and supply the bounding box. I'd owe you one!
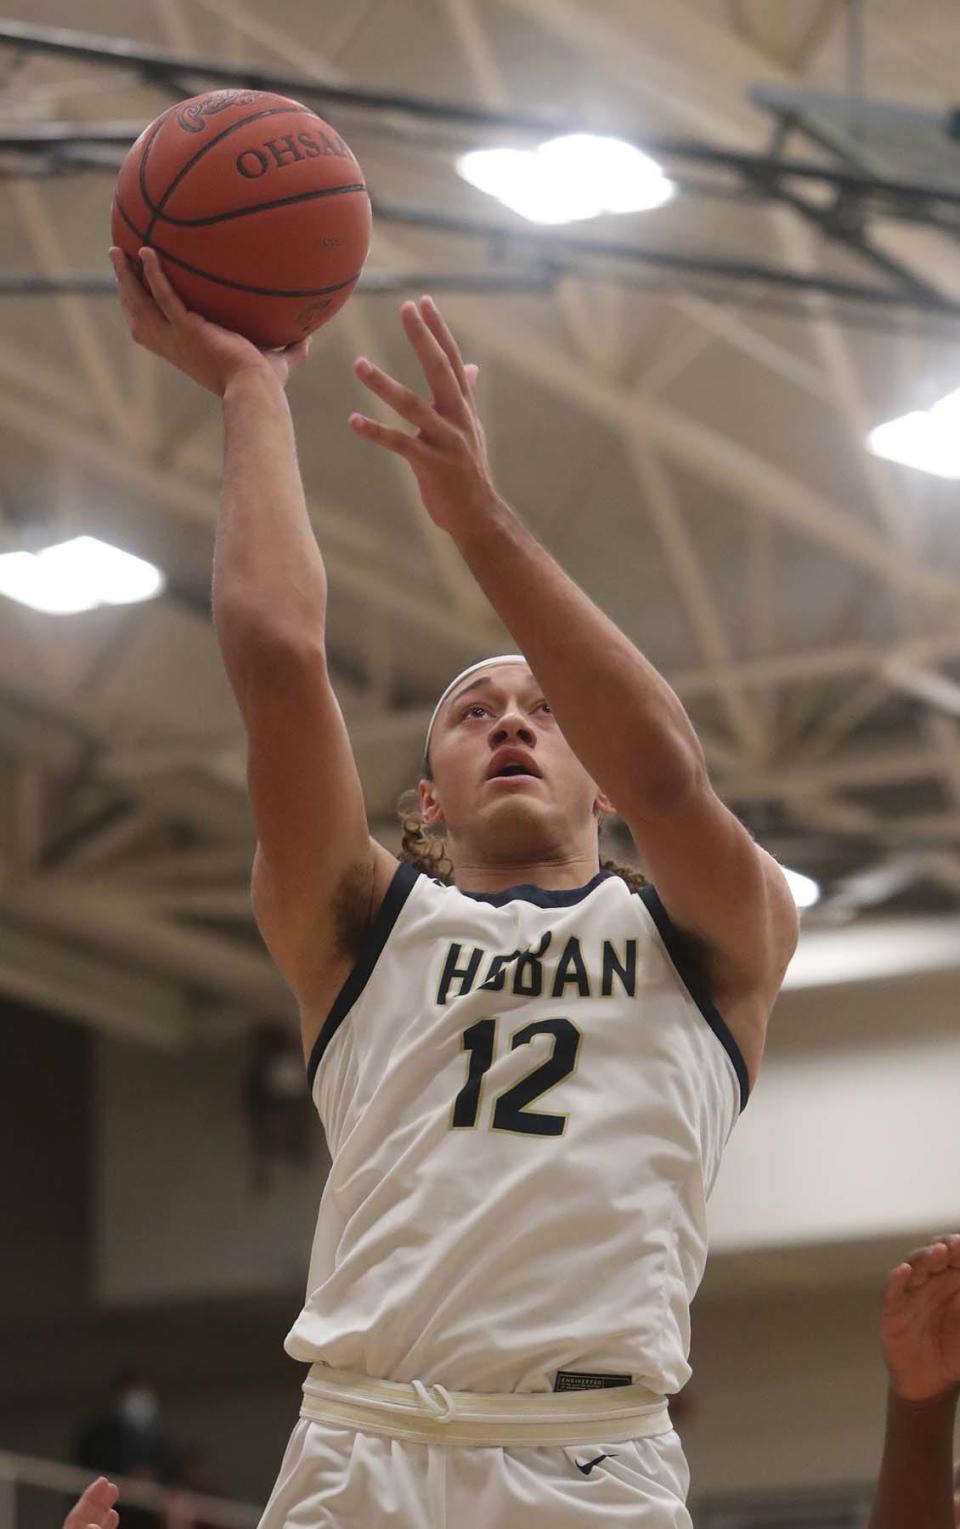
[3,22,960,206]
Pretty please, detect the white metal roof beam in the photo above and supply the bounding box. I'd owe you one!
[0,913,189,1046]
[438,297,960,609]
[339,298,499,634]
[0,370,489,659]
[4,873,291,1012]
[7,180,136,441]
[629,443,768,764]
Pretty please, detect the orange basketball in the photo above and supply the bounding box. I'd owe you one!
[111,89,371,347]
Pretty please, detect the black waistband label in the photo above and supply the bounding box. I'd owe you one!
[553,1370,633,1392]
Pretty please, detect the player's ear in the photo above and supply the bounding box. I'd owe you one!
[419,777,445,828]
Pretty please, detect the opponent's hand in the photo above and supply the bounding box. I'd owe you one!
[880,1234,960,1402]
[110,247,310,397]
[349,297,496,533]
[63,1477,119,1529]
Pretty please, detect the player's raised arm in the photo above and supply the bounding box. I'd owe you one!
[867,1235,960,1529]
[350,297,797,1081]
[111,248,395,1033]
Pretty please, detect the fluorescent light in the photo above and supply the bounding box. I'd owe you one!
[868,386,960,478]
[0,535,164,615]
[782,866,821,910]
[458,133,675,225]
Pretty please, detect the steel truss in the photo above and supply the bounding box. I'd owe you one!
[2,19,960,317]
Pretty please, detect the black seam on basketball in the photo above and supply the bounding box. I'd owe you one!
[145,181,367,228]
[137,107,178,236]
[115,196,360,297]
[141,106,337,238]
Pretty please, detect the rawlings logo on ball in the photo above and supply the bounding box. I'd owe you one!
[178,91,260,132]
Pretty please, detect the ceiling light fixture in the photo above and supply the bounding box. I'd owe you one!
[458,133,675,225]
[0,535,164,616]
[867,386,960,478]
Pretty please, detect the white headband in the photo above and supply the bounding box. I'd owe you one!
[424,655,528,756]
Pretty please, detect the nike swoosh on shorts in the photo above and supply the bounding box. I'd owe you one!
[576,1452,619,1476]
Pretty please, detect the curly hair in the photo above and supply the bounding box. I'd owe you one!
[396,770,647,894]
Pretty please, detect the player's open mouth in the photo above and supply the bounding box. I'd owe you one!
[485,750,542,781]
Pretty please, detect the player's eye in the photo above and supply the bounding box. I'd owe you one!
[461,699,550,720]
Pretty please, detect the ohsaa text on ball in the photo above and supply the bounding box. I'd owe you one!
[236,130,355,180]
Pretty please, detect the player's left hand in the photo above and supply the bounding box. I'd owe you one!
[349,297,499,533]
[880,1234,960,1402]
[63,1477,119,1529]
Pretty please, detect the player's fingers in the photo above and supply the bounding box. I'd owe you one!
[86,1510,119,1529]
[418,296,471,396]
[66,1479,118,1529]
[883,1262,913,1301]
[400,301,466,418]
[82,1477,118,1504]
[355,357,448,436]
[283,337,311,374]
[139,247,188,325]
[465,363,480,392]
[904,1243,948,1288]
[348,412,424,462]
[110,249,161,330]
[917,1241,950,1274]
[903,1240,946,1269]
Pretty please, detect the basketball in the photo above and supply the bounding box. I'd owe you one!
[111,89,371,347]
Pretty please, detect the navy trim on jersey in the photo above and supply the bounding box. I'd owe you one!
[306,861,420,1092]
[462,869,615,908]
[638,885,750,1112]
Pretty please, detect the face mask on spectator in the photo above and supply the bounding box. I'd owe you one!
[119,1388,157,1429]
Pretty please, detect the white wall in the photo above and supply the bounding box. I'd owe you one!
[685,1275,960,1503]
[96,1034,327,1304]
[709,1025,960,1251]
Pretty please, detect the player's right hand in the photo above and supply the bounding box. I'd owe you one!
[880,1234,960,1402]
[63,1477,120,1529]
[110,246,310,397]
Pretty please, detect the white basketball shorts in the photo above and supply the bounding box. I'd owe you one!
[257,1363,693,1528]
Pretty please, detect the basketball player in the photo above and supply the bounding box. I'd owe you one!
[61,1234,960,1527]
[109,241,801,1525]
[870,1232,960,1529]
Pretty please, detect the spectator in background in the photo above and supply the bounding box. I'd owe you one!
[73,1369,181,1529]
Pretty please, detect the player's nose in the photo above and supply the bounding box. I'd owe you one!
[489,711,536,746]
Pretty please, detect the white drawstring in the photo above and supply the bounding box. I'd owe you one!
[412,1377,458,1422]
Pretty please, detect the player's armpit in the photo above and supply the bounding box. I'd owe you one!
[623,778,799,1017]
[230,628,398,1003]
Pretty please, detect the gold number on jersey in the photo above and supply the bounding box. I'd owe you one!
[451,1016,582,1137]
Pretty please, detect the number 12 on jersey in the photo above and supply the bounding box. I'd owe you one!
[450,1016,582,1137]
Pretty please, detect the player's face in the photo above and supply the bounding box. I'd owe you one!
[419,664,610,864]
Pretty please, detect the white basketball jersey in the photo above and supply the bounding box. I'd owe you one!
[286,865,748,1396]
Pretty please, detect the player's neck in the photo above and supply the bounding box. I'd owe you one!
[451,852,602,896]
